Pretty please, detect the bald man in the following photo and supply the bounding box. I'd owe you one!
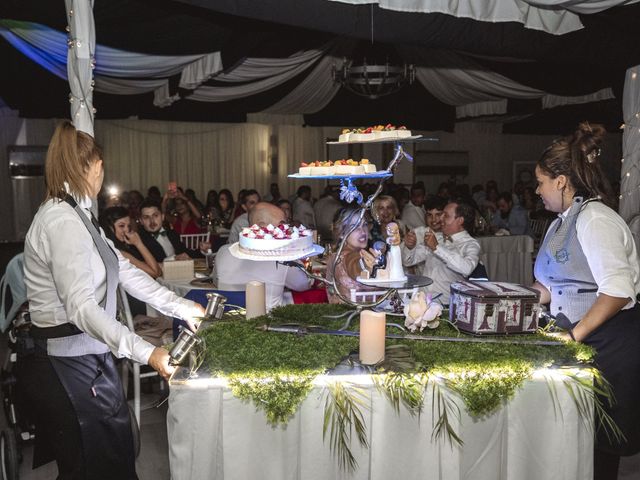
[213,202,311,310]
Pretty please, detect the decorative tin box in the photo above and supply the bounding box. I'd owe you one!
[449,281,541,334]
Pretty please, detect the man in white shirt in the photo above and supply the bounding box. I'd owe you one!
[292,185,316,229]
[402,195,447,261]
[227,189,260,244]
[214,202,311,310]
[402,201,481,304]
[401,183,426,230]
[313,186,343,242]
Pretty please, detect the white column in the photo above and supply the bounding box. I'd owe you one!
[65,0,96,136]
[620,66,640,222]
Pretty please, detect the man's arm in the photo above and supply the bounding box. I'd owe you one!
[433,237,480,277]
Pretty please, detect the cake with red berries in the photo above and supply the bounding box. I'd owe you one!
[338,124,411,143]
[239,223,314,256]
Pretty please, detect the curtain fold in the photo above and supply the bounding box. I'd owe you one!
[619,66,640,222]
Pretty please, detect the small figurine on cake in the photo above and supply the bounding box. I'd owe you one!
[357,222,407,283]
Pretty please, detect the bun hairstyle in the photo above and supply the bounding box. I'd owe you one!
[537,121,613,207]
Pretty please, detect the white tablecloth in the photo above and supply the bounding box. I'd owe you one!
[477,235,534,285]
[168,370,592,480]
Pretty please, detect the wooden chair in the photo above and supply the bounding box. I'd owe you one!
[180,232,210,250]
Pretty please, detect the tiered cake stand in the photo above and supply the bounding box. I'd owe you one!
[283,135,437,329]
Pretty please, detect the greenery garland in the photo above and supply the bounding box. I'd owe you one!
[197,303,606,471]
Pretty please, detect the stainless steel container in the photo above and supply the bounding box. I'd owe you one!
[204,292,227,320]
[169,328,202,366]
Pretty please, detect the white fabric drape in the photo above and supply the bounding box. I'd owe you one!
[0,20,223,108]
[541,88,614,109]
[188,45,331,102]
[168,372,593,480]
[95,120,271,199]
[264,39,357,114]
[65,0,95,136]
[619,66,640,222]
[327,0,638,34]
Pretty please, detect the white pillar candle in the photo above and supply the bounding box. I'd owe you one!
[359,310,386,365]
[245,281,266,319]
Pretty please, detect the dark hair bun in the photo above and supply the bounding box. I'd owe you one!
[573,121,606,156]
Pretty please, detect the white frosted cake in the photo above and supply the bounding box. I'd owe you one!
[239,223,313,256]
[298,159,376,176]
[339,125,411,143]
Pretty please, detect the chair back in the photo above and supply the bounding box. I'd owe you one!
[468,262,489,281]
[180,232,210,250]
[529,218,551,240]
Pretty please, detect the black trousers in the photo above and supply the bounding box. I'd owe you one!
[20,346,137,480]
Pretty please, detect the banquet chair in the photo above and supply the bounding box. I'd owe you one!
[529,217,551,261]
[180,231,211,250]
[117,286,163,428]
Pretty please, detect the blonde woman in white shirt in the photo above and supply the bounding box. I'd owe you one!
[22,121,203,479]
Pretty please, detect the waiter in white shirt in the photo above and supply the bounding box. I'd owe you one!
[22,122,204,479]
[402,200,480,303]
[214,202,311,309]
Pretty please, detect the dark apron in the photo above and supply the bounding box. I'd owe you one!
[24,196,137,479]
[583,302,640,456]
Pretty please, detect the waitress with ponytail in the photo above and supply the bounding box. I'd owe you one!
[531,122,640,480]
[22,121,204,479]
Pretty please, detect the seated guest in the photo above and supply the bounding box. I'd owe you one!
[101,206,162,279]
[227,189,261,244]
[370,195,405,245]
[101,206,163,317]
[313,186,343,242]
[276,198,293,224]
[326,208,378,303]
[138,198,208,262]
[491,191,531,235]
[402,201,481,304]
[402,195,447,259]
[292,185,316,229]
[213,202,311,310]
[264,182,282,203]
[162,186,204,235]
[401,183,426,230]
[217,188,235,229]
[185,188,205,215]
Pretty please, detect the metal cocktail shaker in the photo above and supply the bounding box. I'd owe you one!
[168,292,228,366]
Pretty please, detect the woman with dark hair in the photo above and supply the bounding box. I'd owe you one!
[204,189,221,219]
[531,122,640,479]
[100,206,162,278]
[21,121,203,479]
[217,188,235,229]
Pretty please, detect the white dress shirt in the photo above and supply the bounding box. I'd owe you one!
[539,201,640,310]
[156,228,176,258]
[401,229,481,303]
[24,197,201,365]
[293,197,316,229]
[213,244,312,310]
[401,202,426,230]
[227,213,249,244]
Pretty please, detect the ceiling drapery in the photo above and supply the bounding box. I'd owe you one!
[0,20,617,122]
